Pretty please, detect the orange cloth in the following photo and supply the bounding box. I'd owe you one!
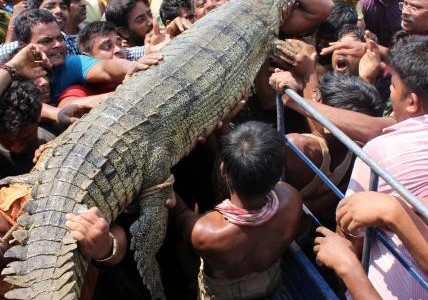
[0,184,30,228]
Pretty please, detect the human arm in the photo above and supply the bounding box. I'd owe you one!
[57,92,112,109]
[171,193,200,243]
[0,43,50,96]
[85,53,163,84]
[282,96,395,144]
[314,227,382,300]
[336,191,428,273]
[281,0,334,37]
[65,207,127,265]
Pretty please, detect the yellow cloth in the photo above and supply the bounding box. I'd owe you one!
[0,10,11,44]
[198,259,282,300]
[300,134,353,198]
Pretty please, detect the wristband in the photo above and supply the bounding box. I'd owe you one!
[94,232,118,263]
[0,64,17,80]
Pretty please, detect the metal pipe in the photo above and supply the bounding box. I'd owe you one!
[284,88,428,222]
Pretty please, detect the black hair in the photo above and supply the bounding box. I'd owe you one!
[319,72,384,116]
[78,21,118,54]
[27,0,71,9]
[390,35,428,102]
[338,25,366,42]
[105,0,149,29]
[14,9,57,43]
[159,0,192,25]
[220,121,285,197]
[316,1,358,65]
[0,80,41,135]
[317,1,358,39]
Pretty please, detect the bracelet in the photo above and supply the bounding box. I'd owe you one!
[94,232,118,263]
[0,64,17,80]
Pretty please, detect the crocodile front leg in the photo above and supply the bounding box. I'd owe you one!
[130,174,174,300]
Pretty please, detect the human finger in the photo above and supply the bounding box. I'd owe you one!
[315,226,333,237]
[65,218,93,233]
[70,230,85,241]
[313,244,320,253]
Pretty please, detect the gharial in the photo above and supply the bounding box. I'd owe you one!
[1,0,293,299]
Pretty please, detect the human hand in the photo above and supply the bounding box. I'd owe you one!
[125,53,164,79]
[272,39,316,82]
[145,19,171,54]
[321,40,366,58]
[6,44,52,79]
[359,38,381,84]
[57,104,92,128]
[336,191,400,236]
[65,207,112,260]
[314,227,360,276]
[269,68,304,94]
[33,143,48,164]
[166,16,193,37]
[165,192,177,209]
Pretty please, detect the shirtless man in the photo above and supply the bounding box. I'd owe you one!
[173,121,302,299]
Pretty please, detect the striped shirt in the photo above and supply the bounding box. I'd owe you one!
[347,114,428,299]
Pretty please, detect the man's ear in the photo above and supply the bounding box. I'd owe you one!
[407,92,421,114]
[117,27,130,39]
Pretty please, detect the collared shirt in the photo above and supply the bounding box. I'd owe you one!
[360,0,402,46]
[346,114,428,299]
[0,34,144,63]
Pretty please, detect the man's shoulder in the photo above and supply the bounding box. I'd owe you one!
[64,54,99,65]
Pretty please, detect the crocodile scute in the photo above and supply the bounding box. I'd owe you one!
[2,0,289,299]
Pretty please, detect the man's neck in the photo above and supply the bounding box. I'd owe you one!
[229,191,268,210]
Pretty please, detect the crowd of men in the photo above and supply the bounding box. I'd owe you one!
[0,0,427,299]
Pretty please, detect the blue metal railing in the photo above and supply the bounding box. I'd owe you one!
[278,89,428,290]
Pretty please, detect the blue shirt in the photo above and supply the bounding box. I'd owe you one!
[52,54,100,105]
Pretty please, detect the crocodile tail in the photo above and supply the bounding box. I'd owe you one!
[130,175,174,300]
[2,197,88,300]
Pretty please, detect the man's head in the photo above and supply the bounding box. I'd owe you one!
[160,0,193,25]
[193,0,227,20]
[318,72,384,116]
[15,9,67,67]
[332,25,365,75]
[315,1,358,65]
[0,81,41,154]
[105,0,153,46]
[389,35,428,121]
[221,121,285,198]
[78,21,126,59]
[400,0,428,34]
[68,0,87,28]
[27,0,70,31]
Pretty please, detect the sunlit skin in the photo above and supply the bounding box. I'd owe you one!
[390,71,412,122]
[28,22,67,67]
[401,0,428,34]
[39,0,70,31]
[88,32,126,59]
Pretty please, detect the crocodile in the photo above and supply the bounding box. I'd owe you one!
[1,0,291,299]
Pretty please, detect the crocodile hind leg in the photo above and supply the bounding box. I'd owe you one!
[130,175,174,300]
